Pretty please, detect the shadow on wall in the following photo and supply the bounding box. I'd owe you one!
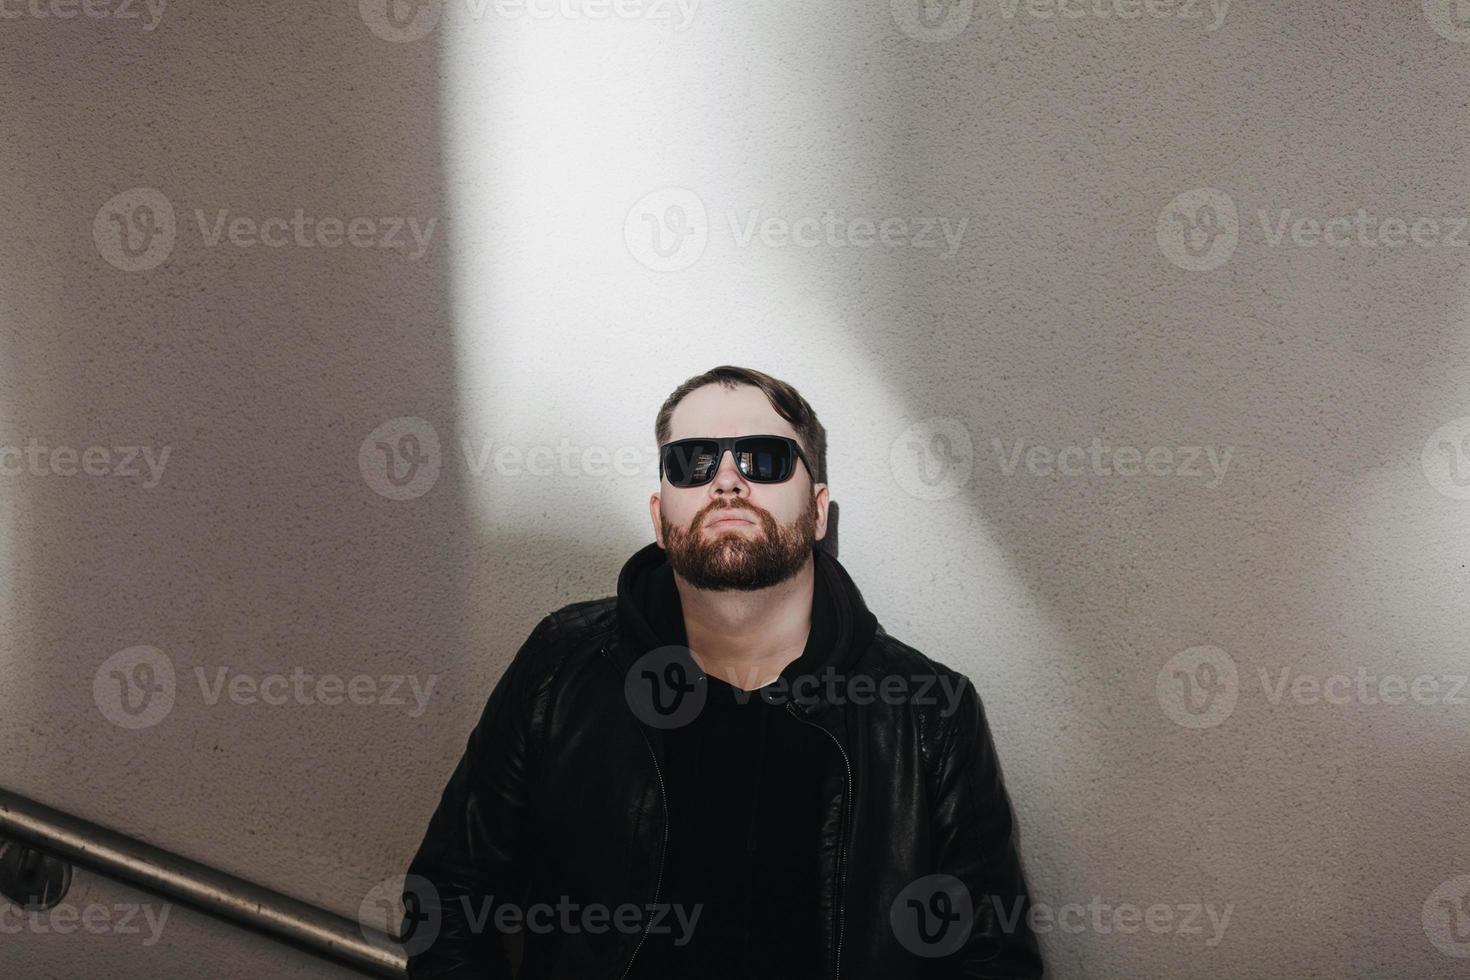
[845,3,1470,977]
[0,0,516,935]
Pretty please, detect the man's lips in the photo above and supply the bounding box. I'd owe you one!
[706,513,754,527]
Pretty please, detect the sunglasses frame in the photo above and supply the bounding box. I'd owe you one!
[658,434,814,488]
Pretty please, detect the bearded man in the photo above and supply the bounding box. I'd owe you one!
[402,365,1044,980]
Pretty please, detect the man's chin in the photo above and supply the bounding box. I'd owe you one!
[684,549,758,586]
[670,541,812,591]
[684,567,779,592]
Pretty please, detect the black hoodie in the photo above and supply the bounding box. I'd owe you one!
[615,541,878,979]
[613,539,881,707]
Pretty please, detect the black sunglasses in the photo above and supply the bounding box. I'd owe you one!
[659,435,813,488]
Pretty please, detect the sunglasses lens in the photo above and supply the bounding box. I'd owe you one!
[734,437,793,482]
[662,440,722,486]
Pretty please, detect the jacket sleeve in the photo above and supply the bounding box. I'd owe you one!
[927,676,1046,978]
[401,614,558,979]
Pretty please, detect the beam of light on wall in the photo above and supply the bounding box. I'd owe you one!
[432,11,1094,877]
[434,5,930,539]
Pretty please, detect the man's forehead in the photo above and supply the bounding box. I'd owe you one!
[666,384,796,440]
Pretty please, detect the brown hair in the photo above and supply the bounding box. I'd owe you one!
[654,365,828,486]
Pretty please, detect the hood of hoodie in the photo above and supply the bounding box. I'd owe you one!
[612,539,879,717]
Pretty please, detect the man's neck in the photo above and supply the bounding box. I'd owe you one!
[675,556,815,692]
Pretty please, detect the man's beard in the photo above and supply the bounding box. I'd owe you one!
[660,493,818,591]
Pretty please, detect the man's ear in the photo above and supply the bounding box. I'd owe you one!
[650,491,664,547]
[813,483,830,541]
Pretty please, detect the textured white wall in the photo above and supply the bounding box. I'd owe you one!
[2,1,1469,977]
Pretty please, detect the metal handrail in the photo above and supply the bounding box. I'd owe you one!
[0,787,408,978]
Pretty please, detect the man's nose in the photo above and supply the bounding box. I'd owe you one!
[710,449,747,494]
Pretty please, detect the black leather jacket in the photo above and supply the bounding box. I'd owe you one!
[403,542,1044,979]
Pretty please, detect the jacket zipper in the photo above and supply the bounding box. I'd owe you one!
[611,643,668,980]
[786,701,851,980]
[604,640,848,979]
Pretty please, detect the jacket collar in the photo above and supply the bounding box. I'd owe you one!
[611,539,879,718]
